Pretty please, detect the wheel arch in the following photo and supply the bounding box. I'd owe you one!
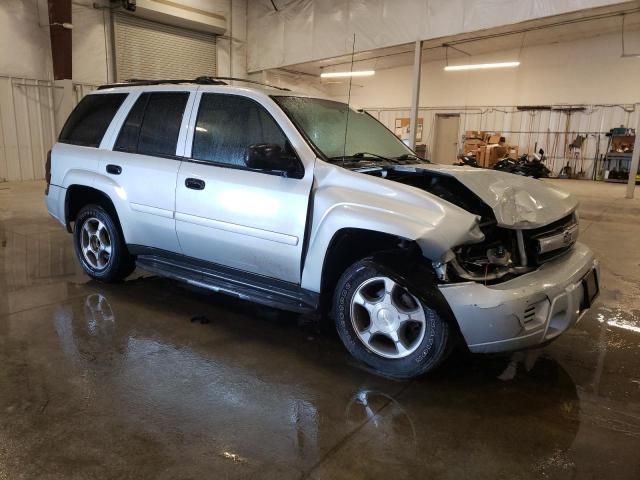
[314,227,421,317]
[350,250,463,346]
[65,185,124,238]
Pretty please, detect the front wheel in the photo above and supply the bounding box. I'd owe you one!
[333,259,452,379]
[73,204,135,282]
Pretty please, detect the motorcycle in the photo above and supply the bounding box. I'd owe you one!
[454,154,482,168]
[493,149,551,179]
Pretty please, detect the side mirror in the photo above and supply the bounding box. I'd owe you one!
[245,143,300,177]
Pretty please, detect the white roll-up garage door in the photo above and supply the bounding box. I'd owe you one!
[113,13,216,81]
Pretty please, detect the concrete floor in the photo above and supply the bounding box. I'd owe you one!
[1,179,639,479]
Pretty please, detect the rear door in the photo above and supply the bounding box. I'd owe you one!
[100,88,195,253]
[175,92,313,283]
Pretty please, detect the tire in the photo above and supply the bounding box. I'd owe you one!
[73,204,135,282]
[333,258,451,379]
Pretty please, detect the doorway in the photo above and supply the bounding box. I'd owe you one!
[432,114,460,163]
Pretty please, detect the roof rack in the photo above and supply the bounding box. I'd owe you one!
[204,77,291,91]
[97,76,291,91]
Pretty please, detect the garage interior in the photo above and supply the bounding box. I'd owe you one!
[1,0,640,478]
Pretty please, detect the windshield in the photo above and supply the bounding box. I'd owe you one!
[273,96,418,162]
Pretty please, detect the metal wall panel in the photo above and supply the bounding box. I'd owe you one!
[368,103,640,179]
[113,13,217,81]
[0,77,95,182]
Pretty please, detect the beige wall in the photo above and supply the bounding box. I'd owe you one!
[0,0,52,79]
[326,30,640,108]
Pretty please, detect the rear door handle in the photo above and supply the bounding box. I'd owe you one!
[106,164,122,175]
[185,178,205,190]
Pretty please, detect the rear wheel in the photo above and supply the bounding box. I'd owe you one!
[73,204,135,282]
[333,259,451,379]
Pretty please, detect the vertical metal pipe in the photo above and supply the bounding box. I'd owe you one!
[626,109,640,198]
[35,79,46,179]
[9,77,23,181]
[408,40,423,151]
[109,9,118,81]
[47,81,57,143]
[22,78,35,180]
[516,230,527,267]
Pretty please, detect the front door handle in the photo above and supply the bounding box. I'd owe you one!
[106,164,122,175]
[185,178,205,190]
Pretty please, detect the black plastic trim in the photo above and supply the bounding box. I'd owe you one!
[130,245,319,313]
[182,157,304,179]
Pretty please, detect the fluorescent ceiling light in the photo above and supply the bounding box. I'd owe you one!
[444,61,520,71]
[320,70,375,78]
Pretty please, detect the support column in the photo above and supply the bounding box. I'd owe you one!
[408,40,423,151]
[47,0,72,80]
[626,114,640,198]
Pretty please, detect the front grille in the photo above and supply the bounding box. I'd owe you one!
[523,213,577,265]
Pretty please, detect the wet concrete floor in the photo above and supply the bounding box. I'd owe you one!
[1,179,639,479]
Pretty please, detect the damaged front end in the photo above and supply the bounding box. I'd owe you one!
[354,163,595,354]
[359,165,579,285]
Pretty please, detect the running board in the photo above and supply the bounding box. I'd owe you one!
[135,254,319,313]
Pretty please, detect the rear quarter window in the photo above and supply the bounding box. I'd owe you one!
[59,93,128,147]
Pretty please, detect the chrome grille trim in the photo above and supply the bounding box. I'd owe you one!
[537,223,579,254]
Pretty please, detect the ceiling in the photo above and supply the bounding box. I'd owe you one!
[279,2,640,78]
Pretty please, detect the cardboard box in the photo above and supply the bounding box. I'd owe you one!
[477,146,487,167]
[488,135,506,145]
[487,145,508,168]
[463,139,486,154]
[508,146,519,159]
[465,130,486,140]
[478,145,507,168]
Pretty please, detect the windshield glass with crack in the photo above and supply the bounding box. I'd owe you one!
[273,96,421,163]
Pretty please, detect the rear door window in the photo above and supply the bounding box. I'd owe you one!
[59,93,128,147]
[115,92,189,157]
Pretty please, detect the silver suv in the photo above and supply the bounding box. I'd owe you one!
[45,77,599,378]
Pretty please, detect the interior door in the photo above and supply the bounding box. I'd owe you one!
[100,89,193,253]
[175,92,312,284]
[432,114,460,163]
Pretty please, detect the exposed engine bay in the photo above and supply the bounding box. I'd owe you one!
[359,166,578,284]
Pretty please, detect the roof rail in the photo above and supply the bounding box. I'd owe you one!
[96,77,225,90]
[199,76,291,91]
[96,76,291,91]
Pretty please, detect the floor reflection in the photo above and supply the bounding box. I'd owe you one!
[41,284,583,478]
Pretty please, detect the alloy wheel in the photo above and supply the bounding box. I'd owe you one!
[80,217,112,270]
[350,276,427,359]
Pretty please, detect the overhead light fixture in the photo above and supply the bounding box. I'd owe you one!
[320,70,375,78]
[444,61,520,71]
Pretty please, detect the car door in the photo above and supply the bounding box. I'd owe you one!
[99,88,195,253]
[175,91,313,284]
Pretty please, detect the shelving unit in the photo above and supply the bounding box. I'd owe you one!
[602,131,638,184]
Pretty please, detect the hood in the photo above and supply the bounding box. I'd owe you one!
[393,163,578,229]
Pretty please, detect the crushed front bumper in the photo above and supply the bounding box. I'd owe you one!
[438,242,599,353]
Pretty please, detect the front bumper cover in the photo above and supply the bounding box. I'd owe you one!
[438,242,598,353]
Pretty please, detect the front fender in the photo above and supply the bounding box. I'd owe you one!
[300,198,481,292]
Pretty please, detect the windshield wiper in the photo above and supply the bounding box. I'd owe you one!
[395,153,427,163]
[329,152,401,163]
